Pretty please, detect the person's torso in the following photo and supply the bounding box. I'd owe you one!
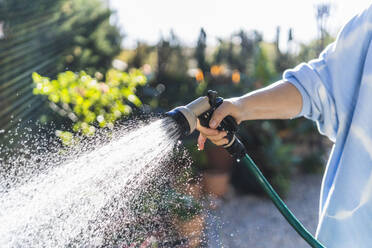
[317,38,372,248]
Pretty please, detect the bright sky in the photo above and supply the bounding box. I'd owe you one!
[110,0,371,48]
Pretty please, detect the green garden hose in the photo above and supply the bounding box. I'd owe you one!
[240,153,325,248]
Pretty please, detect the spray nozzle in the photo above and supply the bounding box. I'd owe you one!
[166,90,246,158]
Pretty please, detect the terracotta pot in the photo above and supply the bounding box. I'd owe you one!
[205,146,233,172]
[203,171,230,197]
[173,214,205,248]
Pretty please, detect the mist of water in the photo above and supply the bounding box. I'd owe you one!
[0,117,189,247]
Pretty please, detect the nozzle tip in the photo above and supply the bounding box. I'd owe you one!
[165,108,192,138]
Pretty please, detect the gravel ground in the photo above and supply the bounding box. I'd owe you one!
[205,174,323,248]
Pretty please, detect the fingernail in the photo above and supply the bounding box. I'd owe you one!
[210,120,216,128]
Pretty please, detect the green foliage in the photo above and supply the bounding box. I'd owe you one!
[124,184,202,246]
[157,31,188,79]
[230,120,296,196]
[2,0,121,76]
[55,130,75,146]
[213,30,262,74]
[297,34,335,63]
[299,152,325,174]
[129,42,154,69]
[133,186,202,223]
[163,190,202,222]
[263,134,294,195]
[0,0,122,135]
[32,69,146,144]
[58,0,122,74]
[195,28,209,73]
[254,43,277,84]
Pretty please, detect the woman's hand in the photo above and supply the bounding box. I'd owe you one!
[196,98,243,150]
[195,81,303,150]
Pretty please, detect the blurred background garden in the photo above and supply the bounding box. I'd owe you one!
[0,0,369,247]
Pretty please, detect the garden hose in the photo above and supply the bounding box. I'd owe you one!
[240,153,325,248]
[166,90,326,248]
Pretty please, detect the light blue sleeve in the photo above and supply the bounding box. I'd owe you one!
[283,55,339,141]
[283,4,372,142]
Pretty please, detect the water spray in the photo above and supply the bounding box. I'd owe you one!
[166,90,326,248]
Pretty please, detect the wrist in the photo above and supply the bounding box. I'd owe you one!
[233,94,257,122]
[227,97,246,124]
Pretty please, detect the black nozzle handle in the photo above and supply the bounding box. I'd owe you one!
[198,110,237,145]
[198,91,246,158]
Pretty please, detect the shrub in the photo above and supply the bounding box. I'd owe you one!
[32,69,146,144]
[165,190,202,222]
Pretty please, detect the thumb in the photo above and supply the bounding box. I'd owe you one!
[209,102,230,129]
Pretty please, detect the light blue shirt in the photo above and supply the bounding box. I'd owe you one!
[283,4,372,247]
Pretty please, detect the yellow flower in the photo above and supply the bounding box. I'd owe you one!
[211,65,225,77]
[195,69,204,82]
[232,70,240,84]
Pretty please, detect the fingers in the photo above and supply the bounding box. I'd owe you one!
[196,114,229,150]
[209,102,231,129]
[195,102,233,150]
[197,133,207,150]
[211,138,228,146]
[198,125,219,136]
[197,131,228,150]
[208,131,227,142]
[196,119,219,135]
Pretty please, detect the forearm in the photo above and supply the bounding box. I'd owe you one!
[237,81,303,121]
[197,80,303,148]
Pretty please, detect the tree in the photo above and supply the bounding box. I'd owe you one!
[156,30,188,80]
[129,42,152,69]
[0,0,123,135]
[58,0,123,75]
[195,28,208,73]
[315,3,331,53]
[153,31,197,110]
[156,37,171,82]
[274,27,296,73]
[254,43,276,84]
[213,30,262,74]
